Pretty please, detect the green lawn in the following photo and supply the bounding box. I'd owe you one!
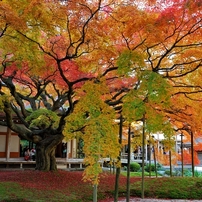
[130,177,202,199]
[0,170,202,201]
[121,171,157,177]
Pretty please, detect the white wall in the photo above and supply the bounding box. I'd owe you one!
[10,136,20,152]
[0,135,6,152]
[0,125,7,132]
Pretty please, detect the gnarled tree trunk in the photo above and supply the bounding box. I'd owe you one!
[3,96,66,172]
[35,133,64,171]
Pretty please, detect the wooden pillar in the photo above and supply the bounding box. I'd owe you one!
[72,139,77,158]
[6,127,11,160]
[66,141,71,160]
[145,143,147,161]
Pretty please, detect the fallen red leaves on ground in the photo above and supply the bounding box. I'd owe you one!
[0,169,141,201]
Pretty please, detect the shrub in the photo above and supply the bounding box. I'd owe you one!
[130,162,140,172]
[155,189,168,198]
[164,169,182,176]
[168,190,188,199]
[157,163,163,170]
[164,170,169,175]
[195,170,202,177]
[131,189,141,197]
[184,170,202,177]
[174,170,182,176]
[195,181,202,188]
[189,190,202,199]
[184,169,192,177]
[145,164,156,172]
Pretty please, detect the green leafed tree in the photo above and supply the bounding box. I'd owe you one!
[122,70,174,136]
[121,69,174,200]
[64,80,120,185]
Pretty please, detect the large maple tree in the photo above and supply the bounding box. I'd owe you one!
[0,0,120,171]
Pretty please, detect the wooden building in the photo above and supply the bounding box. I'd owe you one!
[0,125,20,158]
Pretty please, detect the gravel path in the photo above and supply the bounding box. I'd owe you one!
[99,197,202,202]
[117,198,202,202]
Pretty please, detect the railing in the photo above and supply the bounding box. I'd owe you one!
[121,153,144,160]
[0,155,148,170]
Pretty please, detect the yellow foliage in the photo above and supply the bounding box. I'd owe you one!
[64,80,120,185]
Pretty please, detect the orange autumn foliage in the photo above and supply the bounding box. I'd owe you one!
[177,150,200,165]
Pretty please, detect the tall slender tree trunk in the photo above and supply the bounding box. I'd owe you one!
[114,115,123,202]
[93,184,97,202]
[181,133,184,177]
[169,150,172,177]
[190,130,195,177]
[153,145,157,178]
[126,124,131,202]
[141,115,146,199]
[149,134,151,178]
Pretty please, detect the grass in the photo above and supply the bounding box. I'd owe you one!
[0,182,71,201]
[0,169,202,201]
[130,177,202,199]
[121,171,157,177]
